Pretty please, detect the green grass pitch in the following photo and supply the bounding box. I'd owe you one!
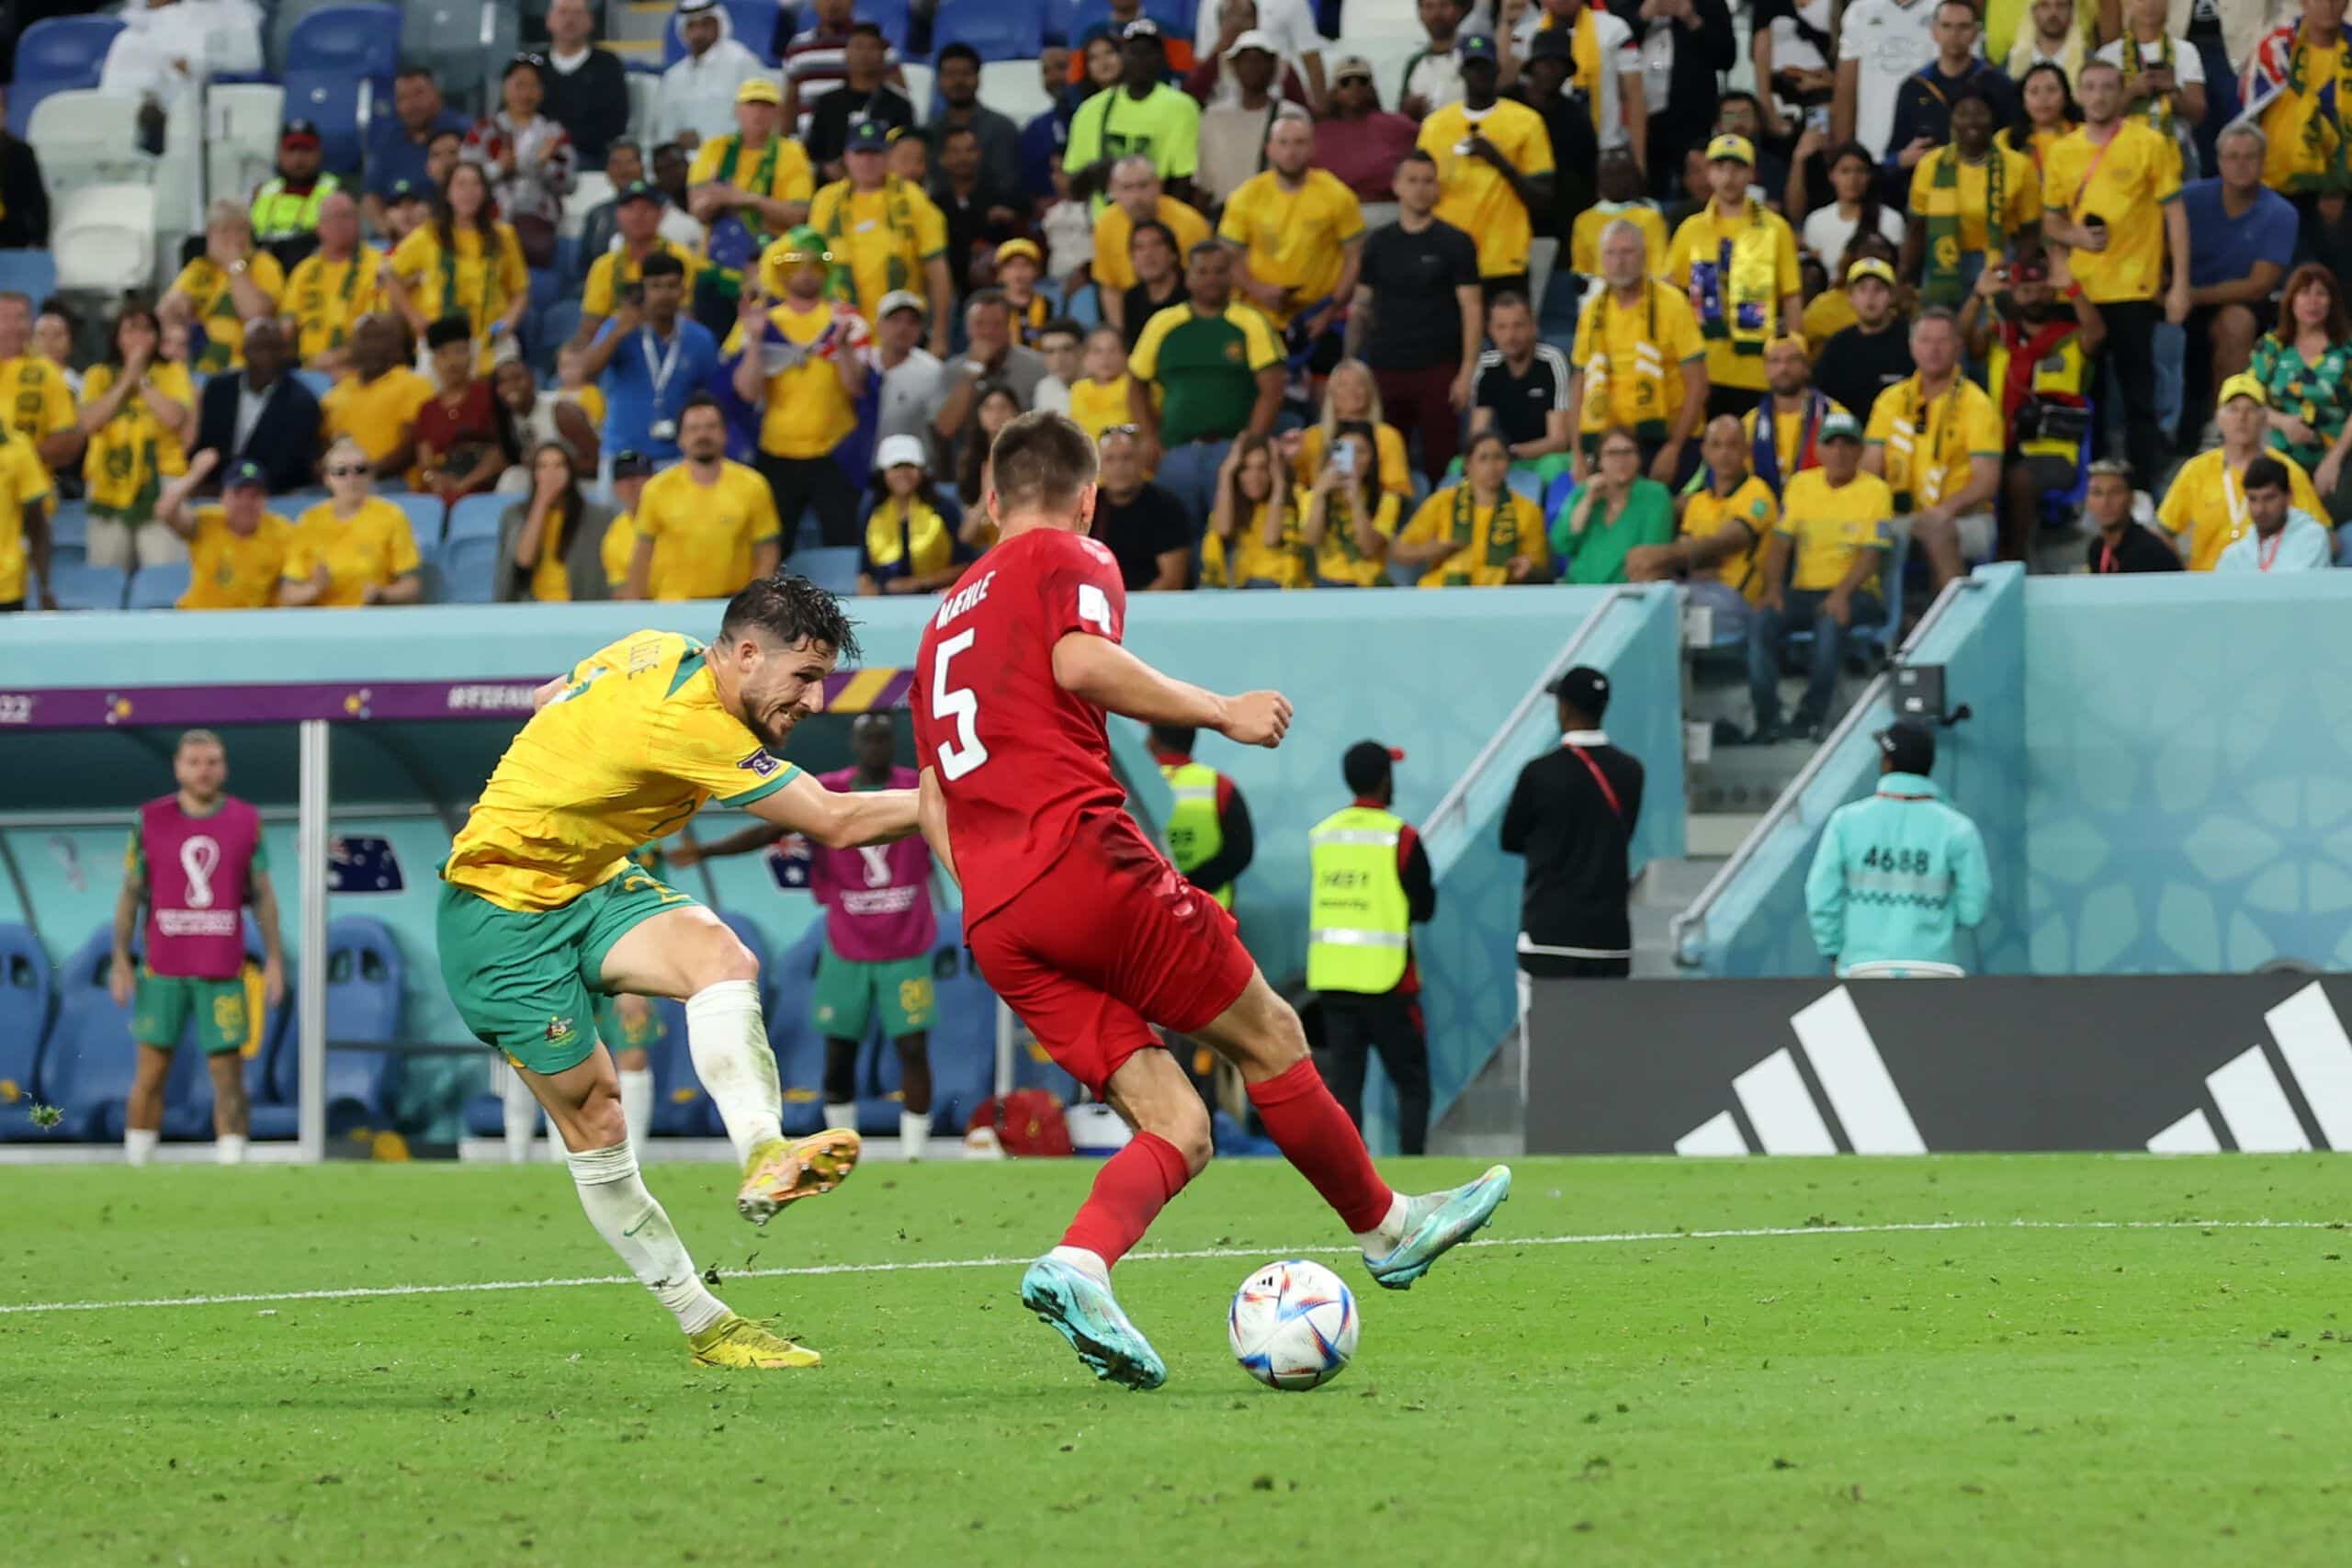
[3,1154,2346,1565]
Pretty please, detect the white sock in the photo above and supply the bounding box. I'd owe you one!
[619,1068,655,1153]
[215,1134,248,1166]
[124,1128,159,1167]
[502,1069,539,1163]
[685,979,782,1163]
[1047,1244,1111,1285]
[900,1108,930,1160]
[823,1101,856,1131]
[567,1140,728,1337]
[1352,1193,1410,1256]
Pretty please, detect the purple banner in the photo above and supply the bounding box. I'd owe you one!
[0,669,912,732]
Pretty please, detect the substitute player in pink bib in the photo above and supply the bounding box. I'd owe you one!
[910,412,1513,1391]
[110,729,288,1166]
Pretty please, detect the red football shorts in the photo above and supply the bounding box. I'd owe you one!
[967,817,1256,1095]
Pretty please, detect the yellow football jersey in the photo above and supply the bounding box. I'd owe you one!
[443,630,804,912]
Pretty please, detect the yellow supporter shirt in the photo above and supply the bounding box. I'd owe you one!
[2041,120,2181,305]
[321,367,435,467]
[283,496,422,606]
[1907,142,2041,258]
[1296,422,1412,498]
[387,222,530,368]
[601,509,640,587]
[807,178,949,322]
[0,431,53,604]
[582,239,705,318]
[283,246,385,365]
[1777,468,1894,597]
[2156,446,2327,571]
[2257,37,2348,193]
[689,133,815,227]
[80,361,195,520]
[444,629,806,913]
[1205,494,1310,588]
[1417,99,1556,278]
[1863,374,2004,513]
[527,510,574,603]
[1679,471,1779,605]
[1092,197,1212,295]
[169,252,288,373]
[1310,486,1402,587]
[1667,200,1803,394]
[1,354,79,451]
[726,299,861,459]
[1741,395,1851,490]
[180,505,294,609]
[1397,485,1549,587]
[1068,375,1136,443]
[1569,203,1670,279]
[1216,168,1364,329]
[1569,279,1706,439]
[631,459,780,600]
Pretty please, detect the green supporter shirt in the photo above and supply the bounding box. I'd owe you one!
[1552,478,1676,585]
[1128,300,1283,449]
[1067,83,1201,211]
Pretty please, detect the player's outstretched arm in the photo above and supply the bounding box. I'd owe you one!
[917,767,960,888]
[1050,633,1293,748]
[745,769,921,849]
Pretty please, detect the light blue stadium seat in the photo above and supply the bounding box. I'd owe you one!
[931,0,1044,62]
[437,534,501,603]
[293,368,335,400]
[794,545,860,596]
[43,562,126,611]
[537,299,582,377]
[445,492,507,540]
[662,0,782,65]
[127,562,194,610]
[393,491,447,545]
[860,0,914,51]
[0,923,57,1142]
[317,916,405,1132]
[47,500,88,552]
[40,927,141,1141]
[280,73,373,175]
[0,251,59,305]
[1055,0,1196,50]
[767,924,830,1136]
[282,4,403,173]
[9,16,123,137]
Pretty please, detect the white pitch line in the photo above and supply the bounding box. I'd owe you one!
[0,1216,2339,1319]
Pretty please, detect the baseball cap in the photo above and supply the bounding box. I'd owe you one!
[1876,720,1936,775]
[994,237,1044,269]
[611,450,655,479]
[737,77,783,106]
[1122,17,1165,41]
[875,433,929,473]
[1846,257,1898,289]
[1331,53,1374,83]
[876,288,928,321]
[1343,740,1406,795]
[1706,132,1756,165]
[1768,332,1808,356]
[845,117,893,152]
[1226,28,1280,58]
[1529,29,1576,62]
[2217,372,2267,408]
[386,177,427,205]
[1545,665,1611,718]
[279,119,321,148]
[771,223,833,266]
[1456,32,1498,62]
[616,179,661,207]
[222,458,269,491]
[1819,410,1864,444]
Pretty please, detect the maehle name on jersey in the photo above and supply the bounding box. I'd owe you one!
[935,572,997,628]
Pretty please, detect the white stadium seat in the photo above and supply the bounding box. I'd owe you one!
[205,84,288,225]
[627,72,661,142]
[979,59,1055,127]
[563,173,615,239]
[1340,0,1426,39]
[28,90,157,195]
[52,184,159,293]
[898,62,934,118]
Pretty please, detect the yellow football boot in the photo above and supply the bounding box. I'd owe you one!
[688,1314,821,1369]
[736,1128,862,1224]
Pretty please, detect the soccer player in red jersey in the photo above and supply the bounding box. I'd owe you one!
[911,412,1511,1390]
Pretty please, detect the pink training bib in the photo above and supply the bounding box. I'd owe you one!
[808,765,936,962]
[138,795,262,979]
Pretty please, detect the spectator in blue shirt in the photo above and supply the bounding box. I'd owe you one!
[576,250,718,466]
[1018,47,1076,202]
[364,67,471,235]
[2184,123,2299,434]
[1881,2,2016,189]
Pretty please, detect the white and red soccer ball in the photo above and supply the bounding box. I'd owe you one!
[1227,1258,1359,1391]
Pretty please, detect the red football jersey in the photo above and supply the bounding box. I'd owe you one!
[912,527,1133,927]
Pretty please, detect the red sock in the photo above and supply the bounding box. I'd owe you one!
[1247,1057,1395,1234]
[1059,1131,1193,1267]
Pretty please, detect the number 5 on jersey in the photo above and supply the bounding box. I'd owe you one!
[932,629,989,780]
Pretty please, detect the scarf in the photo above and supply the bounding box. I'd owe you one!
[2120,29,2177,138]
[1436,483,1532,584]
[1690,198,1776,360]
[706,133,783,283]
[820,176,922,299]
[1585,282,1671,441]
[2244,20,2352,193]
[1995,315,2081,427]
[1752,389,1827,492]
[1920,144,2006,308]
[864,496,958,580]
[1879,376,1961,513]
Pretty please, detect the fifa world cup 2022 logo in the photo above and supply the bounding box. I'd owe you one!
[181,837,220,909]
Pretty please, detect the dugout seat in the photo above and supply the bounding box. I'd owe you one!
[0,924,58,1141]
[767,922,830,1135]
[310,916,404,1133]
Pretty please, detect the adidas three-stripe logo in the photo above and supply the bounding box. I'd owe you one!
[2144,982,2352,1153]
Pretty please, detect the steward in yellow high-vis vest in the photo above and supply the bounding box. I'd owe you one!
[1306,741,1435,1155]
[251,122,342,247]
[1149,725,1253,911]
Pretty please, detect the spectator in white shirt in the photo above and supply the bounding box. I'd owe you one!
[871,290,948,448]
[1403,0,1473,119]
[655,0,775,151]
[2214,457,2335,571]
[1506,0,1645,162]
[100,0,264,127]
[1196,0,1328,115]
[1833,0,1942,163]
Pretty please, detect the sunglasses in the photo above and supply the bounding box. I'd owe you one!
[326,464,368,478]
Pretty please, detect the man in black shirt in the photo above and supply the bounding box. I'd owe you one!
[1089,427,1193,589]
[1500,665,1645,979]
[2082,460,2181,573]
[1813,258,1915,441]
[1350,150,1483,479]
[929,125,1023,300]
[806,23,915,177]
[1471,293,1573,485]
[1515,30,1600,236]
[540,0,631,164]
[1120,220,1186,352]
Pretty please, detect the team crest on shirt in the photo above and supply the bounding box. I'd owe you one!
[737,749,782,777]
[546,1015,575,1043]
[1224,342,1244,363]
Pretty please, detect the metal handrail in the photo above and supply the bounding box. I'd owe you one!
[1422,585,1651,846]
[1667,573,1981,967]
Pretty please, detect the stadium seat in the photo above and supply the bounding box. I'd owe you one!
[1339,0,1422,38]
[863,0,915,51]
[931,0,1044,62]
[401,0,521,104]
[47,500,88,556]
[1055,0,1193,51]
[767,923,830,1135]
[625,71,661,143]
[7,15,124,138]
[40,927,141,1141]
[0,251,57,307]
[445,493,507,541]
[127,562,194,610]
[662,0,783,66]
[206,84,288,216]
[26,90,156,193]
[51,184,159,293]
[561,173,615,240]
[794,546,860,596]
[898,62,934,118]
[280,6,403,175]
[294,369,336,400]
[392,490,446,545]
[978,58,1056,125]
[537,299,582,375]
[0,924,57,1141]
[436,534,501,603]
[43,562,127,611]
[273,0,399,75]
[301,916,405,1133]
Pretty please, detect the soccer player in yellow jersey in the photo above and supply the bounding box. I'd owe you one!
[438,576,918,1368]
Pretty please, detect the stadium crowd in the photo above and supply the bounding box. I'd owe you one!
[3,0,2351,694]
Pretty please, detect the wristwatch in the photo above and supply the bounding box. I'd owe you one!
[229,259,249,276]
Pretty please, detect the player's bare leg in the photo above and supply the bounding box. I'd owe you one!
[123,1043,174,1166]
[515,1041,819,1368]
[1193,969,1511,1290]
[601,905,860,1224]
[205,1050,250,1166]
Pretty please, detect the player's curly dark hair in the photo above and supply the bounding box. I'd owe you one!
[719,572,862,663]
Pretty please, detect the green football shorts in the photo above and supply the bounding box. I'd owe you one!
[436,868,694,1075]
[131,967,262,1056]
[810,944,934,1041]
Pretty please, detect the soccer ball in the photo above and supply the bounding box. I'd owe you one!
[1227,1258,1359,1391]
